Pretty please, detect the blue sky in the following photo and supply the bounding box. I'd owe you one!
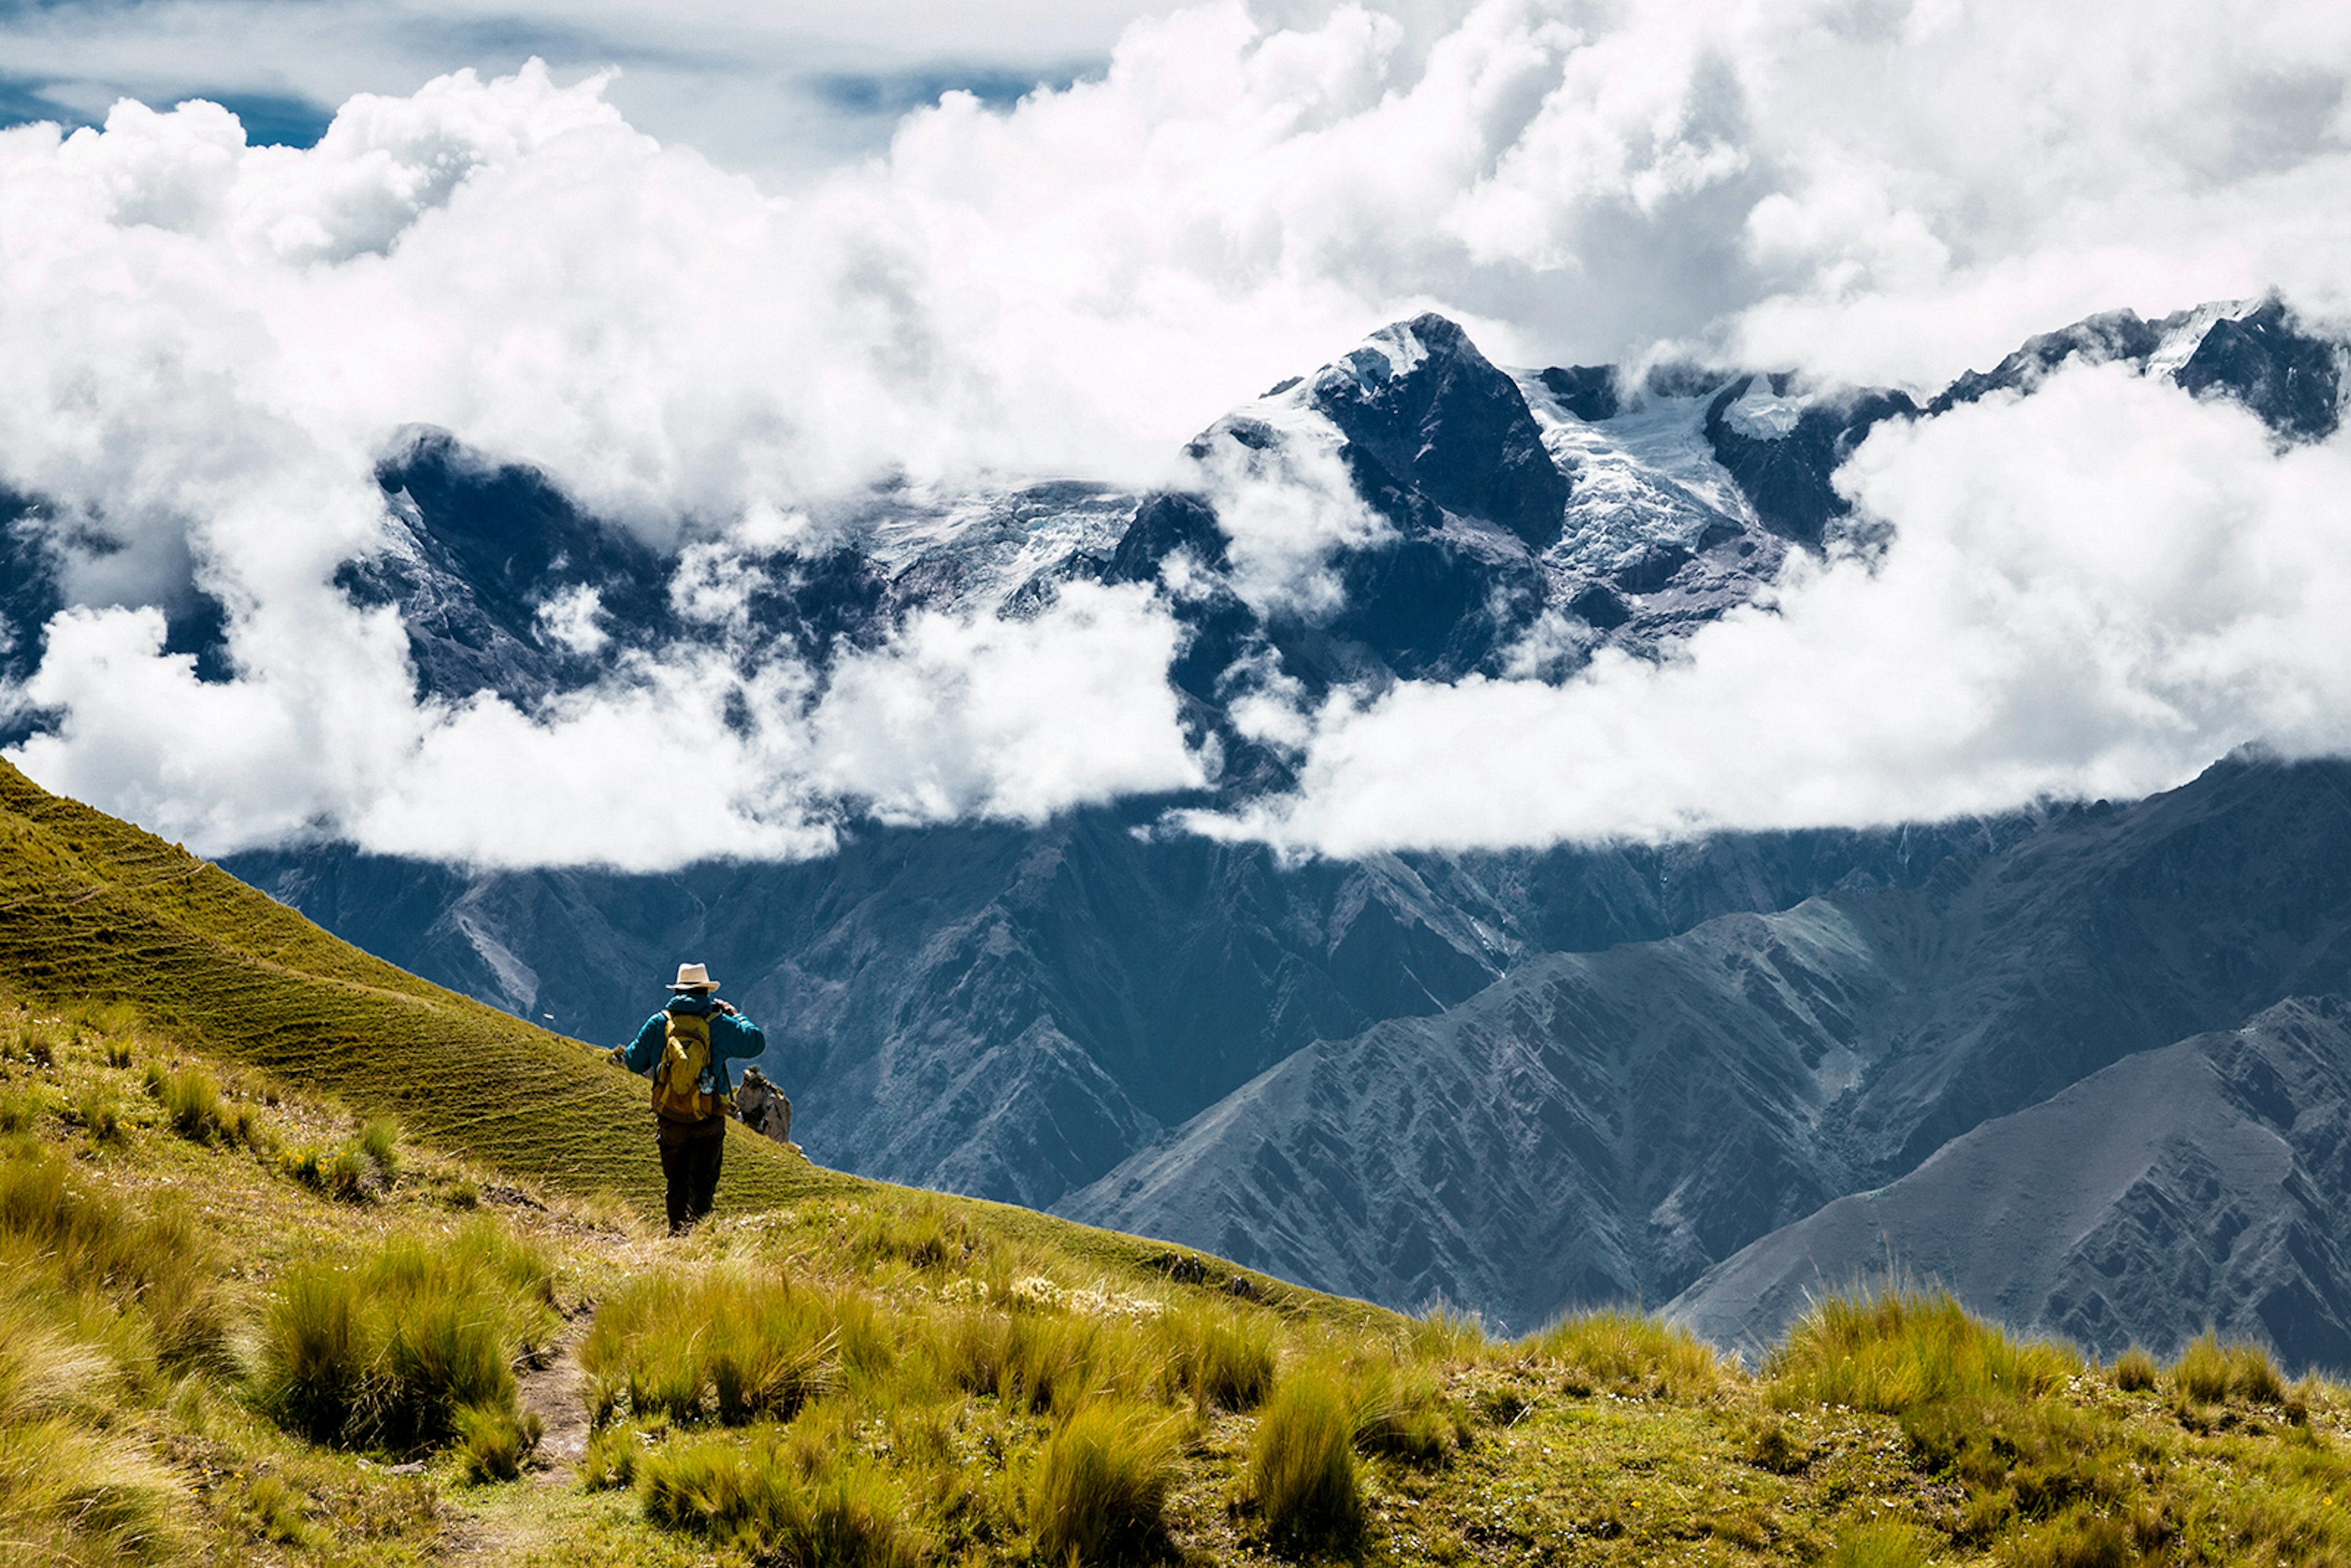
[0,0,1140,167]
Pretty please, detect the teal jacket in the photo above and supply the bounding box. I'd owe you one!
[619,994,766,1101]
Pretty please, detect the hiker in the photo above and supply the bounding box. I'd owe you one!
[611,962,767,1234]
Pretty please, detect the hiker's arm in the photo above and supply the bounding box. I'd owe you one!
[614,1015,664,1073]
[714,1011,766,1059]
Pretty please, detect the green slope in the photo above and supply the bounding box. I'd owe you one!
[12,760,2351,1567]
[0,758,1322,1298]
[0,757,843,1215]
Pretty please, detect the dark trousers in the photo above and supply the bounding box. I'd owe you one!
[656,1117,727,1233]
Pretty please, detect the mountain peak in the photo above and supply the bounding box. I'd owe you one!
[1306,313,1569,551]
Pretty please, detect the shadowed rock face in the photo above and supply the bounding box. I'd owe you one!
[1670,997,2351,1374]
[2175,298,2343,441]
[1311,313,1571,552]
[1701,377,1918,546]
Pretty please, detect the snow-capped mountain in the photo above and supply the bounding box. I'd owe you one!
[14,291,2351,1362]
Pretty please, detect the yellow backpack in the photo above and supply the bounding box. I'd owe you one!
[651,1010,722,1122]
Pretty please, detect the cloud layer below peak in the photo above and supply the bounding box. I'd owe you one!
[0,2,2345,867]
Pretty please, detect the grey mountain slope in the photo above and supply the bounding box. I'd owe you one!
[1056,900,1905,1330]
[1060,757,2351,1330]
[1668,996,2351,1374]
[227,812,2005,1210]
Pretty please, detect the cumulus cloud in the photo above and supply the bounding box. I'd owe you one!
[811,582,1203,824]
[1195,364,2351,854]
[0,1,2347,866]
[1187,400,1389,617]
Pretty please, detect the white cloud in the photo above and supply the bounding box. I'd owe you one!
[0,2,2347,866]
[1186,397,1389,618]
[811,582,1204,824]
[534,584,610,654]
[1193,365,2351,855]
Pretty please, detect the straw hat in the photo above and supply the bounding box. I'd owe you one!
[669,962,720,992]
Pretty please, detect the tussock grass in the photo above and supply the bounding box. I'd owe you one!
[255,1217,555,1451]
[12,1015,61,1067]
[1828,1520,1935,1567]
[456,1401,544,1483]
[356,1115,401,1182]
[1406,1302,1489,1363]
[0,1140,227,1369]
[938,1304,1142,1416]
[0,1417,187,1565]
[0,1084,39,1133]
[1524,1307,1723,1398]
[1351,1356,1458,1466]
[0,1147,204,1563]
[636,1425,921,1567]
[282,1141,373,1200]
[72,1081,125,1144]
[1157,1299,1277,1411]
[2171,1329,2285,1405]
[582,1266,842,1427]
[2002,1507,2135,1567]
[1250,1362,1364,1551]
[2111,1345,2158,1392]
[1767,1286,2078,1413]
[1030,1399,1180,1566]
[850,1195,978,1272]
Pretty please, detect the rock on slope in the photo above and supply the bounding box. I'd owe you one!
[1668,996,2351,1371]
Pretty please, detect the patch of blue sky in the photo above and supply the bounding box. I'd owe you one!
[0,73,330,146]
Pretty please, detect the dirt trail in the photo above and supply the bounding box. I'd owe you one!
[519,1318,593,1482]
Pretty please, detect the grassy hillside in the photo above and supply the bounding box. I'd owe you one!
[0,756,839,1212]
[8,759,2351,1566]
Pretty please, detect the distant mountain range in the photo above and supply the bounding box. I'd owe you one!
[10,290,2350,1364]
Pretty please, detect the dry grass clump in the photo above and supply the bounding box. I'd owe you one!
[72,1081,126,1144]
[1767,1287,2077,1414]
[456,1401,545,1483]
[1156,1300,1277,1411]
[1406,1302,1490,1363]
[1524,1307,1723,1398]
[141,1060,263,1149]
[254,1217,556,1452]
[1351,1356,1461,1466]
[849,1195,980,1273]
[636,1424,921,1567]
[1827,1519,1936,1567]
[9,1014,64,1067]
[937,1305,1149,1416]
[357,1115,402,1183]
[1250,1361,1364,1551]
[583,1266,843,1427]
[0,1146,204,1564]
[0,1084,40,1134]
[2170,1330,2285,1405]
[0,1139,227,1369]
[2000,1506,2137,1568]
[1030,1399,1180,1566]
[2110,1346,2158,1392]
[0,1414,187,1566]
